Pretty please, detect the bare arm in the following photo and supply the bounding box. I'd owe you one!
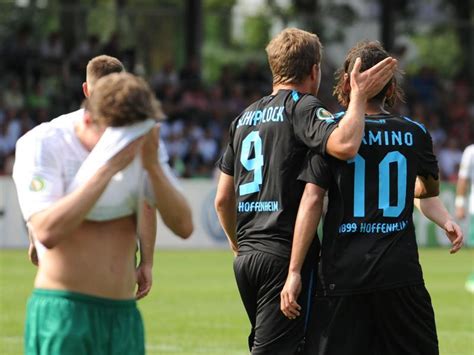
[414,175,440,199]
[215,172,238,255]
[414,197,463,253]
[326,57,398,160]
[281,183,326,319]
[146,165,193,238]
[29,140,143,248]
[136,201,157,300]
[455,177,469,219]
[142,127,193,239]
[138,201,157,266]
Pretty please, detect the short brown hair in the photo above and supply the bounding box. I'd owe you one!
[266,28,322,85]
[88,72,165,127]
[334,41,404,108]
[86,55,124,87]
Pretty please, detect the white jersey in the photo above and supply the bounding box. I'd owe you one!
[458,144,474,214]
[13,109,176,221]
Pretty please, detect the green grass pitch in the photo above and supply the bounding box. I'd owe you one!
[1,249,473,354]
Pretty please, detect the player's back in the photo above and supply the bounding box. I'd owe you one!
[218,89,336,258]
[312,113,438,295]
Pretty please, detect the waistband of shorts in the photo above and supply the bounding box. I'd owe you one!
[32,288,136,308]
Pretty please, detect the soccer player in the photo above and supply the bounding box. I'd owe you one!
[26,55,191,300]
[215,28,397,354]
[13,72,193,354]
[455,143,474,292]
[281,41,463,355]
[26,55,129,265]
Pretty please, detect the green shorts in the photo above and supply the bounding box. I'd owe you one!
[25,289,144,355]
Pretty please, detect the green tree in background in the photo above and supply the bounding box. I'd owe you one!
[408,27,462,78]
[0,0,471,81]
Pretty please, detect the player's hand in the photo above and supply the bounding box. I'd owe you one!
[106,136,145,174]
[28,242,39,266]
[141,125,160,171]
[280,272,302,319]
[136,262,153,300]
[455,206,466,220]
[443,220,464,254]
[349,56,398,101]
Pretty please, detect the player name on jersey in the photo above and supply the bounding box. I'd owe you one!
[362,130,413,147]
[236,106,285,128]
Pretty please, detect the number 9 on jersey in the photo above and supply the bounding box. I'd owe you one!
[239,131,264,196]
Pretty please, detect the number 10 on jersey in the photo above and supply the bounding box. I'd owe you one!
[348,151,407,218]
[239,131,264,196]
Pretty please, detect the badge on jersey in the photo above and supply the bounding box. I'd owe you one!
[29,176,46,192]
[316,108,335,121]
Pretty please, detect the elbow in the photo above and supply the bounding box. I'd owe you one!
[330,142,360,161]
[161,203,194,239]
[177,218,194,239]
[340,142,360,160]
[338,150,358,161]
[34,229,58,249]
[28,214,63,249]
[215,194,231,214]
[305,193,324,213]
[168,210,193,239]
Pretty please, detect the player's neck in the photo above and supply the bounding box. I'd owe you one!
[365,101,389,116]
[74,120,97,151]
[272,82,316,96]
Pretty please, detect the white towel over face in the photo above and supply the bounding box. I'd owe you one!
[67,118,157,221]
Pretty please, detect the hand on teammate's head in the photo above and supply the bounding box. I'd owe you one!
[349,56,398,101]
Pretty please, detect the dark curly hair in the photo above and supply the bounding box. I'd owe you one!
[333,40,404,108]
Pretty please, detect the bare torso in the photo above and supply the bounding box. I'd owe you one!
[34,216,137,299]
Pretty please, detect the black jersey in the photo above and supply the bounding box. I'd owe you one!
[299,113,439,295]
[218,89,337,258]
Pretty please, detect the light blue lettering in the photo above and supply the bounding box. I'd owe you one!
[369,131,382,145]
[392,131,402,145]
[274,107,284,122]
[253,111,262,126]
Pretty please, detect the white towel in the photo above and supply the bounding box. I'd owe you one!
[67,118,156,221]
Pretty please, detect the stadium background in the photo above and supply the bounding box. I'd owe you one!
[0,0,473,354]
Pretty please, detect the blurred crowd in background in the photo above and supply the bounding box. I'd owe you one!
[0,28,472,180]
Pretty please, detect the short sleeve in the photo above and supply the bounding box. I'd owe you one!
[292,95,338,155]
[416,129,439,179]
[12,134,64,221]
[458,145,474,179]
[216,125,235,176]
[298,152,332,190]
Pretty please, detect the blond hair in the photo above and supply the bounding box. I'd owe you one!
[86,55,125,88]
[88,72,165,127]
[266,28,322,85]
